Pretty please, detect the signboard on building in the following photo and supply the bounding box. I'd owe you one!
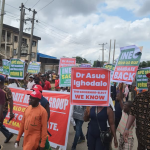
[2,59,10,75]
[71,68,111,106]
[9,59,25,79]
[112,45,142,84]
[27,61,41,74]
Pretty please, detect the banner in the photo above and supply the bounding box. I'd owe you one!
[71,68,111,106]
[0,66,3,74]
[2,59,10,75]
[60,66,72,87]
[136,68,150,90]
[79,64,91,67]
[27,61,41,74]
[3,88,71,150]
[9,59,25,79]
[103,64,115,86]
[112,45,142,84]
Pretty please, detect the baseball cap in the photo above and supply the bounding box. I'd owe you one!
[29,75,34,78]
[29,90,42,99]
[33,85,42,92]
[0,75,5,82]
[146,73,150,79]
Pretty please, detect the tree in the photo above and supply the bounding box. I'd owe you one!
[139,61,150,68]
[93,61,106,67]
[75,56,89,64]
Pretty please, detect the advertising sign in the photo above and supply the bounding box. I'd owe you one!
[4,88,71,150]
[112,45,142,84]
[60,66,72,87]
[2,59,10,75]
[27,61,41,74]
[136,68,150,90]
[9,59,25,79]
[71,68,111,106]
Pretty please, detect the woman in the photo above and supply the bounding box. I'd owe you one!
[84,105,118,150]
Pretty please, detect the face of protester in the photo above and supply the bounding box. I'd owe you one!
[56,76,59,80]
[123,103,130,114]
[34,77,40,84]
[147,79,150,91]
[29,77,33,82]
[41,76,46,82]
[29,96,39,107]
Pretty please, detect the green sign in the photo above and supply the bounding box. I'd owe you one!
[0,67,3,74]
[9,59,25,79]
[60,66,72,87]
[136,68,150,90]
[2,59,10,75]
[27,62,41,74]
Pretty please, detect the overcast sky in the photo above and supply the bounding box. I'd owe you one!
[3,0,150,64]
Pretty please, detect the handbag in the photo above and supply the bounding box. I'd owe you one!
[96,106,112,145]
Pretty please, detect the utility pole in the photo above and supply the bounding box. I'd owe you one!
[28,9,36,62]
[0,0,5,53]
[112,40,116,64]
[99,43,107,62]
[108,39,111,64]
[17,3,25,59]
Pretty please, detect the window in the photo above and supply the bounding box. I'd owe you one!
[22,38,27,44]
[14,36,18,42]
[21,49,28,57]
[13,49,17,56]
[31,52,35,58]
[32,41,36,47]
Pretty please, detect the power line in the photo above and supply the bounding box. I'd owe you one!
[25,0,29,5]
[38,0,55,12]
[5,3,19,10]
[32,0,41,8]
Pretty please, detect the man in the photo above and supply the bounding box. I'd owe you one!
[15,90,48,150]
[123,73,150,150]
[55,75,60,91]
[8,79,20,88]
[41,74,51,91]
[33,76,44,89]
[0,75,14,143]
[71,106,86,150]
[33,85,50,120]
[27,75,35,90]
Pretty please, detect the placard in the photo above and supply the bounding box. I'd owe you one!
[4,88,71,150]
[112,45,142,84]
[27,61,41,74]
[80,64,91,67]
[9,59,25,79]
[136,68,150,90]
[71,68,110,106]
[0,66,3,74]
[2,59,10,75]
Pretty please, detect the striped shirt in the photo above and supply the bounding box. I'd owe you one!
[117,111,135,138]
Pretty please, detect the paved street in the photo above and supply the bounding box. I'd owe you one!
[0,122,138,150]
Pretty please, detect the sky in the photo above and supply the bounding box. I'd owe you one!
[3,0,150,64]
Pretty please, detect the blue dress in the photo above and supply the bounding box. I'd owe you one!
[87,107,109,150]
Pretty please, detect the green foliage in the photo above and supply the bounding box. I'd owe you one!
[139,61,150,68]
[75,56,89,64]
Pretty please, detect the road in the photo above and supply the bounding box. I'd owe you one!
[0,122,138,150]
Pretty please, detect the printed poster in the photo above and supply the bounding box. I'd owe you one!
[9,59,25,79]
[2,59,10,75]
[27,61,41,74]
[136,67,150,90]
[0,66,3,74]
[4,88,71,150]
[112,45,142,84]
[71,68,111,106]
[79,64,91,67]
[60,66,72,87]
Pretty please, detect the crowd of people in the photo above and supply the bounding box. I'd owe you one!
[0,72,149,150]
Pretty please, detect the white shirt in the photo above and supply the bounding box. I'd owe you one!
[27,80,35,89]
[8,83,18,88]
[107,97,115,127]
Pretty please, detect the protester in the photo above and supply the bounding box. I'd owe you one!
[0,75,14,143]
[123,73,150,150]
[8,79,20,88]
[71,106,86,150]
[124,84,129,102]
[55,75,60,91]
[15,90,48,150]
[84,105,118,150]
[117,101,135,150]
[33,85,50,120]
[115,83,124,129]
[27,75,35,90]
[41,74,51,90]
[60,87,67,92]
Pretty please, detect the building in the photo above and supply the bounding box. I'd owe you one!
[0,24,41,64]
